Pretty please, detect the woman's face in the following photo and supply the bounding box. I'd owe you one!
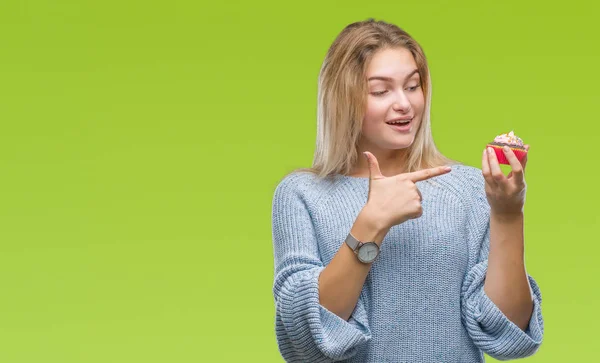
[361,47,425,152]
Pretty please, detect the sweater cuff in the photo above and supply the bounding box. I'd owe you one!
[475,276,544,359]
[280,267,371,361]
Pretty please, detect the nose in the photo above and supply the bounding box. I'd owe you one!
[392,91,412,113]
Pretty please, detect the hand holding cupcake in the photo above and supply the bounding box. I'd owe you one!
[482,131,530,217]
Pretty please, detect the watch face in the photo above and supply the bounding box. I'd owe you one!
[357,243,379,263]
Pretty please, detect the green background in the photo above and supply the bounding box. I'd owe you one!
[0,0,597,361]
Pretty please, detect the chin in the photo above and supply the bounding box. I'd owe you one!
[386,135,416,150]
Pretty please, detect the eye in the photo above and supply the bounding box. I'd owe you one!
[406,85,421,92]
[370,90,388,96]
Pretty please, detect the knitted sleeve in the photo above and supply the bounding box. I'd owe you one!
[271,173,371,362]
[459,167,544,360]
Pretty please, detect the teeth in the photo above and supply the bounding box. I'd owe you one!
[388,119,411,125]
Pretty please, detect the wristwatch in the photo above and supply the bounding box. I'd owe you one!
[345,233,380,264]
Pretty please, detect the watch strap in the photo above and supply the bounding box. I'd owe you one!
[345,233,361,251]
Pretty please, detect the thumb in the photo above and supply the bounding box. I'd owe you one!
[363,151,384,179]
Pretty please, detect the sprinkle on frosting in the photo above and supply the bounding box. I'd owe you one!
[493,130,524,147]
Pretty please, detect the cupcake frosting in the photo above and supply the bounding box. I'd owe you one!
[493,131,524,147]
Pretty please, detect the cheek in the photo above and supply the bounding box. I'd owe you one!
[363,103,385,133]
[411,92,425,111]
[364,99,386,122]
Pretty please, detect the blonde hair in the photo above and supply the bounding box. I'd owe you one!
[293,18,458,180]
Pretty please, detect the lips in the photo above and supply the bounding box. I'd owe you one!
[386,118,412,132]
[386,120,411,126]
[385,117,413,126]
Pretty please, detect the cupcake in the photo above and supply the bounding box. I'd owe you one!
[487,131,527,165]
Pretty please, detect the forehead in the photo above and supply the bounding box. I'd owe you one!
[366,48,418,78]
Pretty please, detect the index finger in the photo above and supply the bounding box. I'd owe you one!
[503,146,525,182]
[521,145,529,170]
[404,166,452,182]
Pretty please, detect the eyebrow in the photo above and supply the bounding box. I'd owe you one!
[368,69,420,82]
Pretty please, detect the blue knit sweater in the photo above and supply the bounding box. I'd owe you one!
[271,164,544,362]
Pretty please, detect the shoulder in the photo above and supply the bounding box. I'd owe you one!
[449,164,489,211]
[448,164,485,190]
[273,171,319,195]
[272,170,337,207]
[427,164,487,207]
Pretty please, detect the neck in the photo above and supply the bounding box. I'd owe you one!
[349,147,409,177]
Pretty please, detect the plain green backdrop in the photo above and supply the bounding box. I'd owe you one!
[0,0,598,362]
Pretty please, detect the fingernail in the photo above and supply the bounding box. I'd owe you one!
[503,146,510,153]
[487,147,493,154]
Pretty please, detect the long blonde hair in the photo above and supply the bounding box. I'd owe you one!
[293,18,458,180]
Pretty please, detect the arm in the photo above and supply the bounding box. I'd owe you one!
[460,151,544,360]
[272,174,381,361]
[319,204,390,321]
[484,212,534,331]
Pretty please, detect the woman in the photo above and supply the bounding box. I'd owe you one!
[271,18,543,362]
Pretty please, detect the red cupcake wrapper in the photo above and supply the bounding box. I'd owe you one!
[487,144,527,165]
